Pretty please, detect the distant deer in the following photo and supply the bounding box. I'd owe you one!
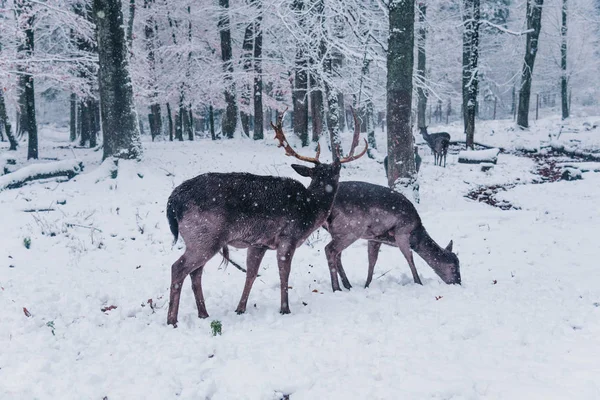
[165,111,367,326]
[420,126,450,167]
[323,181,460,291]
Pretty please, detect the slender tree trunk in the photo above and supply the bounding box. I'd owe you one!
[219,0,238,138]
[15,0,38,159]
[561,0,569,119]
[0,90,17,150]
[70,94,77,142]
[253,0,264,140]
[90,99,99,148]
[240,15,254,137]
[166,102,174,141]
[144,0,161,141]
[94,0,142,160]
[292,0,309,146]
[209,104,216,140]
[462,0,480,149]
[387,0,417,201]
[366,99,376,149]
[517,0,544,129]
[416,2,427,129]
[127,0,135,50]
[79,100,91,146]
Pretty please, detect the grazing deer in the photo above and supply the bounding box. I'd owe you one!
[165,112,367,326]
[420,127,450,167]
[323,181,460,291]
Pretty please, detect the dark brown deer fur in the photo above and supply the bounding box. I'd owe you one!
[420,127,450,167]
[165,112,367,326]
[323,181,460,291]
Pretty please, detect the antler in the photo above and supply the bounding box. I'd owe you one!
[271,108,321,164]
[339,107,368,164]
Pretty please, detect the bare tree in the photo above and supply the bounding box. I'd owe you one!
[387,0,418,201]
[416,2,427,130]
[253,0,264,140]
[219,0,237,138]
[462,0,480,150]
[517,0,544,129]
[94,0,142,160]
[561,0,569,120]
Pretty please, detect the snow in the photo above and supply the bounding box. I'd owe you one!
[1,118,600,399]
[458,148,500,164]
[0,159,83,191]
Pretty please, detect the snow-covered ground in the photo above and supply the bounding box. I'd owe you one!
[1,118,600,399]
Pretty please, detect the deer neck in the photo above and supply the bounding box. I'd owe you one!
[412,227,450,267]
[307,178,339,222]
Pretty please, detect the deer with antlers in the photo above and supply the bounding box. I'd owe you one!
[165,110,367,326]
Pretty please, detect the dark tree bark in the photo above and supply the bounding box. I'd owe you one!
[70,94,77,142]
[309,0,325,143]
[144,0,162,141]
[94,0,142,160]
[0,90,17,150]
[462,0,480,149]
[166,102,174,141]
[15,0,38,159]
[387,0,417,200]
[90,99,99,148]
[127,0,135,50]
[366,99,376,150]
[240,14,254,137]
[253,0,264,140]
[219,0,238,138]
[561,0,569,120]
[79,99,91,146]
[517,0,544,129]
[292,0,309,146]
[416,2,427,129]
[209,104,216,140]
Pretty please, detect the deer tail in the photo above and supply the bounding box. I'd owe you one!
[166,198,179,246]
[219,246,247,273]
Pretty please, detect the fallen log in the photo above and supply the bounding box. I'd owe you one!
[0,159,84,191]
[458,148,500,164]
[547,142,600,162]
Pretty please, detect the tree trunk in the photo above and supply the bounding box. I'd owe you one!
[94,0,142,160]
[253,0,264,140]
[144,0,162,141]
[15,0,38,160]
[240,15,254,137]
[292,0,309,146]
[561,0,569,120]
[462,0,480,149]
[79,99,91,146]
[166,102,174,141]
[0,90,17,150]
[70,94,77,142]
[387,0,417,201]
[517,0,544,129]
[308,0,325,143]
[127,0,135,50]
[366,99,376,149]
[90,99,99,148]
[416,2,427,129]
[209,104,216,140]
[219,0,238,138]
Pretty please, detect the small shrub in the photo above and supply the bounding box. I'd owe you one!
[210,320,222,336]
[23,237,31,249]
[46,321,55,336]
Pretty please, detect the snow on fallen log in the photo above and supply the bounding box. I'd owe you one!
[0,159,84,191]
[547,141,600,162]
[458,148,500,164]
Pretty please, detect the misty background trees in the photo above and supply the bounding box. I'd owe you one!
[0,0,599,181]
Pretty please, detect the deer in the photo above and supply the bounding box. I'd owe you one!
[420,126,450,167]
[323,181,460,291]
[165,111,367,326]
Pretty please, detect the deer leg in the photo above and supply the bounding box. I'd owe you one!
[325,235,359,292]
[277,241,296,315]
[336,253,352,290]
[167,254,188,326]
[190,267,209,319]
[235,246,267,315]
[395,234,422,285]
[365,241,382,288]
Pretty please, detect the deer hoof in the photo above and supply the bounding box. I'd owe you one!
[198,312,209,319]
[342,282,352,290]
[280,307,291,315]
[235,308,246,315]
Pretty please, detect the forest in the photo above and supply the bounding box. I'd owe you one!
[1,0,600,399]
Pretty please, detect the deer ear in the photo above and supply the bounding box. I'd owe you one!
[445,240,453,252]
[291,164,313,177]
